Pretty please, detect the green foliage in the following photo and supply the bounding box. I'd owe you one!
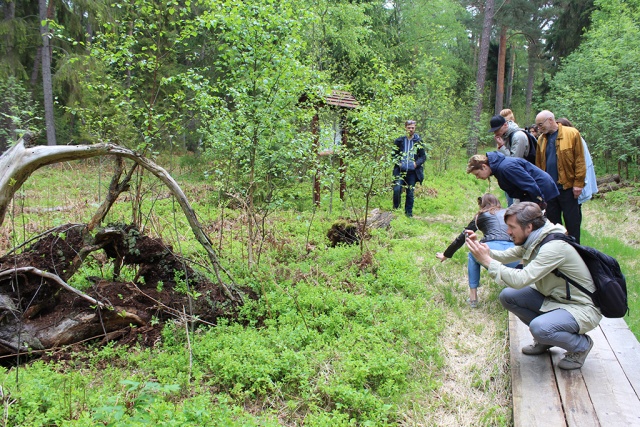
[92,380,180,426]
[0,76,41,149]
[199,0,315,201]
[547,0,640,166]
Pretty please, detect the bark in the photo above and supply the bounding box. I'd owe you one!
[467,0,496,157]
[39,0,57,146]
[596,174,621,185]
[505,43,516,108]
[494,25,507,114]
[525,43,537,125]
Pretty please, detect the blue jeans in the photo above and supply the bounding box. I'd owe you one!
[467,240,518,288]
[393,171,418,217]
[499,286,591,352]
[504,191,514,207]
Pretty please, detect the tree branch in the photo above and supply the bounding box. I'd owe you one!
[0,135,238,301]
[0,267,106,308]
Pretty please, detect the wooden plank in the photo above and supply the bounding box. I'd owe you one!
[509,313,566,427]
[599,317,640,398]
[550,349,599,427]
[579,325,640,426]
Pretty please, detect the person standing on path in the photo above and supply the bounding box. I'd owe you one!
[555,117,598,205]
[392,120,427,217]
[535,110,586,243]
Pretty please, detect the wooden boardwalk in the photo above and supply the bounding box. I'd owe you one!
[509,313,640,426]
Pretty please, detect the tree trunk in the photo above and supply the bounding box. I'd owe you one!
[506,42,516,108]
[39,0,57,146]
[525,43,537,125]
[467,0,495,157]
[494,25,507,114]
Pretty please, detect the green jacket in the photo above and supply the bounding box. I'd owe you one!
[536,123,587,189]
[487,221,602,333]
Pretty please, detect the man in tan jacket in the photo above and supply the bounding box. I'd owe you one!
[466,202,601,370]
[535,110,586,243]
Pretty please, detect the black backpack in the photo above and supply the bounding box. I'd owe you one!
[507,129,537,164]
[538,233,628,318]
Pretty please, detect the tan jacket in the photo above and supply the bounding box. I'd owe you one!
[488,221,602,333]
[536,123,587,189]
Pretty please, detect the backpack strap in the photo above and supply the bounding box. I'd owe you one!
[537,233,594,301]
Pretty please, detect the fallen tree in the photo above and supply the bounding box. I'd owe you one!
[0,135,243,360]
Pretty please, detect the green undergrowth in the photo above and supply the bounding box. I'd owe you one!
[1,152,638,426]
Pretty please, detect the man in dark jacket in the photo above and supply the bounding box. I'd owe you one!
[466,152,559,207]
[392,120,427,217]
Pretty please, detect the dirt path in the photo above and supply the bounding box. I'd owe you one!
[402,273,512,426]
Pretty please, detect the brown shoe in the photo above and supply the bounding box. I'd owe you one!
[522,341,552,355]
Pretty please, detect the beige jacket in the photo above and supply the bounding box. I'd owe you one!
[488,221,602,333]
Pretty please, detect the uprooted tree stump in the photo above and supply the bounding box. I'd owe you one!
[0,134,245,360]
[326,208,394,247]
[0,223,237,357]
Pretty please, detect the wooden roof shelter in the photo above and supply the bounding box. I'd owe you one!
[325,90,359,109]
[310,90,359,206]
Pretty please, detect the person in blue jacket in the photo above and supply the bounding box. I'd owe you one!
[392,120,427,217]
[466,152,559,209]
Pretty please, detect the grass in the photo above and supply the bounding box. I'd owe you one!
[0,150,638,426]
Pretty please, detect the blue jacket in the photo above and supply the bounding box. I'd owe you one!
[487,151,559,203]
[393,134,427,183]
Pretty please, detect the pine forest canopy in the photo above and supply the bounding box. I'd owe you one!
[0,0,638,168]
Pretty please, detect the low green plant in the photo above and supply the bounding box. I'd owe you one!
[92,380,180,426]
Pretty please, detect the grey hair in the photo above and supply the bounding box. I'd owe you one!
[504,202,546,230]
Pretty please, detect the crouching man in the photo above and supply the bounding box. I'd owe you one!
[465,202,601,370]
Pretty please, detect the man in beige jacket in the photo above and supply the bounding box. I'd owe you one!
[466,202,601,370]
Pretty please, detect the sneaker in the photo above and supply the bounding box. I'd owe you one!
[466,298,478,308]
[557,335,594,370]
[521,340,552,355]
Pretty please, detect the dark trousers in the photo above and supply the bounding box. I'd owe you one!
[393,171,417,217]
[546,187,582,243]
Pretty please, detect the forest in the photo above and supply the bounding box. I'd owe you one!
[0,0,639,425]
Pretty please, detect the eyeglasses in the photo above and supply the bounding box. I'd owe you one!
[535,117,550,128]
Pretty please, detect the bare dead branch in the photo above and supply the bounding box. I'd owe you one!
[0,135,238,301]
[0,267,106,308]
[87,157,136,231]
